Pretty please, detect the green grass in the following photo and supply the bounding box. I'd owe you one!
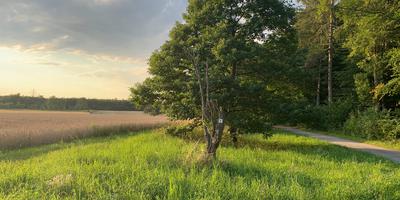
[300,128,400,151]
[0,129,399,199]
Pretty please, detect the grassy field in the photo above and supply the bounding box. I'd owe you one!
[0,110,168,149]
[0,129,399,199]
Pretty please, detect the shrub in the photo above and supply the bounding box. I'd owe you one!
[380,119,400,140]
[292,99,353,130]
[164,122,198,138]
[291,105,325,129]
[344,109,400,140]
[262,122,273,139]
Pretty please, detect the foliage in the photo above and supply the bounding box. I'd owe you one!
[291,99,353,130]
[131,0,302,153]
[295,0,331,52]
[130,79,161,115]
[292,0,399,142]
[0,94,135,111]
[354,73,372,107]
[294,0,359,107]
[339,0,400,109]
[129,0,400,144]
[344,109,400,140]
[164,122,198,138]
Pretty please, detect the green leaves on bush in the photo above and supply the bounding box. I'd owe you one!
[344,109,400,140]
[164,123,198,138]
[291,100,353,130]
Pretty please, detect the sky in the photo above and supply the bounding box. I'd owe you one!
[0,0,300,99]
[0,0,187,99]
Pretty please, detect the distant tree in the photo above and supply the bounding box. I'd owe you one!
[74,98,89,110]
[0,95,135,111]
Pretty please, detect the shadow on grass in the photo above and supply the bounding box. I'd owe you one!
[233,133,390,164]
[0,143,64,162]
[219,160,322,189]
[173,129,389,164]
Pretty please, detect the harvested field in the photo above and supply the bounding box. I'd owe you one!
[0,110,168,149]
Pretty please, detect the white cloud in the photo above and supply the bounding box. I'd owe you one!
[0,0,187,98]
[0,0,187,58]
[92,0,121,5]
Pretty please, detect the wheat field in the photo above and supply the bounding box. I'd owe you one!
[0,110,168,149]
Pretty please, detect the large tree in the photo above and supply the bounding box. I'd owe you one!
[131,0,299,158]
[295,0,339,105]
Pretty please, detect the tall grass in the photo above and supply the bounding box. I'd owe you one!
[0,129,399,199]
[0,110,168,149]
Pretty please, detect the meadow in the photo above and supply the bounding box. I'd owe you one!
[0,110,167,149]
[0,128,399,199]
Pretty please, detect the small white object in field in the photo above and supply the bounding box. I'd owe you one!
[47,174,73,187]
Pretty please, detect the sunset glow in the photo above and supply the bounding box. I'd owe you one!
[0,0,187,99]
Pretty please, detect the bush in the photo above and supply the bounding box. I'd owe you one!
[290,105,324,129]
[292,99,353,130]
[344,109,400,140]
[262,122,273,139]
[164,122,198,138]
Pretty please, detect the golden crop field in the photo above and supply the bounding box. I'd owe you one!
[0,110,168,149]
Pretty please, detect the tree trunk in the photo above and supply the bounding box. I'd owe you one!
[229,127,238,147]
[316,58,321,106]
[327,0,334,105]
[373,64,380,111]
[205,108,225,158]
[227,62,238,147]
[193,59,225,160]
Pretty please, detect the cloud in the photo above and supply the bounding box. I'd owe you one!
[0,0,187,58]
[92,0,121,5]
[35,61,63,66]
[0,0,187,99]
[78,67,148,84]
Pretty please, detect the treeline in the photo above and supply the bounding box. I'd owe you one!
[0,94,135,111]
[287,0,400,140]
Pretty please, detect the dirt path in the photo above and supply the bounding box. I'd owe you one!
[275,126,400,164]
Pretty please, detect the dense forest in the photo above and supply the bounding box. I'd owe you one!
[0,94,135,111]
[130,0,399,157]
